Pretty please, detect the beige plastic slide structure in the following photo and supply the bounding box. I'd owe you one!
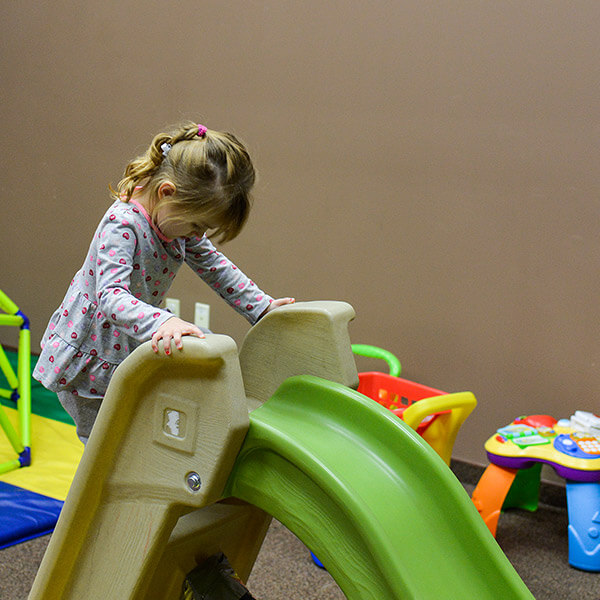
[28,301,359,599]
[28,301,533,600]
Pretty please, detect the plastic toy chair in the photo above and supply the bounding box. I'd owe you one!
[352,345,476,465]
[0,289,31,474]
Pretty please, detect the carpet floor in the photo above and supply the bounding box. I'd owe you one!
[2,482,599,599]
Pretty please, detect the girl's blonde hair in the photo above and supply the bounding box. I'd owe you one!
[112,121,255,243]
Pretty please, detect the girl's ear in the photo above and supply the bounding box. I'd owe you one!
[157,181,176,199]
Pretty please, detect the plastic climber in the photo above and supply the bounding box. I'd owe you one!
[0,289,31,474]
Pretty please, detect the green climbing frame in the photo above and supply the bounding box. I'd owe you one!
[0,289,31,474]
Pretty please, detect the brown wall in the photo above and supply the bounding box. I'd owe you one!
[2,2,599,470]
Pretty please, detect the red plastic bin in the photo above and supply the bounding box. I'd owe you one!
[358,371,450,435]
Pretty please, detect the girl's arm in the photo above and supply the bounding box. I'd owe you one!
[95,226,204,353]
[93,219,174,341]
[184,235,275,324]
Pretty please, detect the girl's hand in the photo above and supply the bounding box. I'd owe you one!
[152,316,205,355]
[259,297,296,320]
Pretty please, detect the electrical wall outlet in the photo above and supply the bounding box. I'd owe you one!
[194,302,210,329]
[165,297,181,317]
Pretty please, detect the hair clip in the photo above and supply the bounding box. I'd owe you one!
[197,124,208,138]
[161,142,172,157]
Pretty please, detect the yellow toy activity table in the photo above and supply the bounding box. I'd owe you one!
[472,413,600,572]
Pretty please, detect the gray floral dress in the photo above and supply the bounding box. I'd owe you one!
[33,199,273,401]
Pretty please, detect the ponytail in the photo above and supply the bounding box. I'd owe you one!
[110,132,170,202]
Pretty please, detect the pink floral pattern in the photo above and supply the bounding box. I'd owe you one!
[33,200,272,399]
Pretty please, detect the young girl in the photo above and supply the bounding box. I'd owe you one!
[33,121,294,443]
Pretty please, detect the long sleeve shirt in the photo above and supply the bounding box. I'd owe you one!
[33,199,272,398]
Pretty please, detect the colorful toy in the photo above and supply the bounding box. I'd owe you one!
[472,412,600,572]
[29,302,534,599]
[0,289,31,474]
[352,344,477,465]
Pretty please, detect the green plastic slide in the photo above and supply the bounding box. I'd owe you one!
[225,375,534,600]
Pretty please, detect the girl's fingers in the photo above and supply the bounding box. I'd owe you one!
[152,319,206,354]
[163,333,173,355]
[270,297,296,310]
[151,331,162,353]
[183,324,205,339]
[173,331,183,350]
[276,297,295,307]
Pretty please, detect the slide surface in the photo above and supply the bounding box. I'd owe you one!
[225,375,534,600]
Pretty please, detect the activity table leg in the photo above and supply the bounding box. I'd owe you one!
[565,481,600,572]
[472,463,518,536]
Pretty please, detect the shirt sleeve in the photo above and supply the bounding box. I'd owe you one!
[94,217,173,340]
[184,235,273,324]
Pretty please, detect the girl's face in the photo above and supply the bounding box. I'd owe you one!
[153,182,212,239]
[155,204,209,239]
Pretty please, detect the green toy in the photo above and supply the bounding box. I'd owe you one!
[0,289,31,474]
[351,343,402,377]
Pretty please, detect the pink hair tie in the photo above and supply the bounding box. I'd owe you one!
[197,124,208,137]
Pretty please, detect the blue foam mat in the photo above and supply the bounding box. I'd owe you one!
[0,480,64,549]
